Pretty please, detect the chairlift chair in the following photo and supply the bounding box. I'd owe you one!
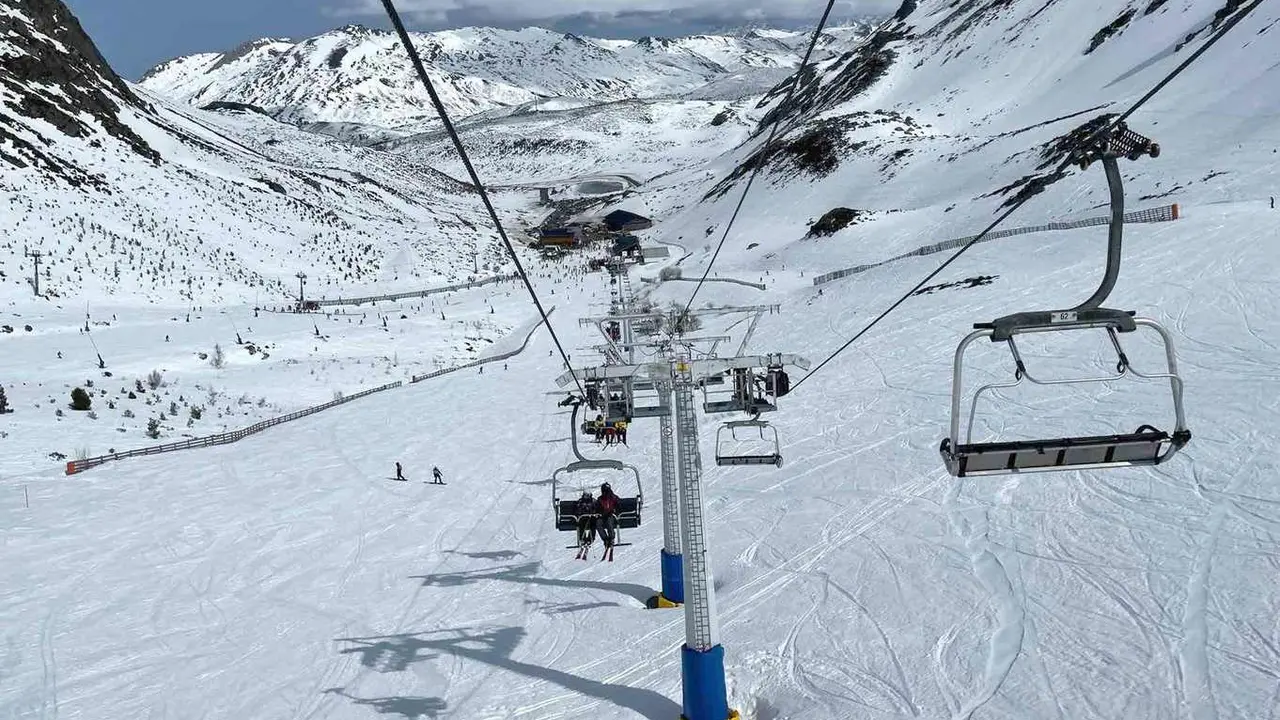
[716,420,783,468]
[628,378,670,418]
[551,460,643,545]
[702,367,776,414]
[939,122,1190,477]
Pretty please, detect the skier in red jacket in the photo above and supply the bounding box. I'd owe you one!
[595,483,620,560]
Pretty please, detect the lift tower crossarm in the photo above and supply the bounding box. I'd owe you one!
[690,353,812,377]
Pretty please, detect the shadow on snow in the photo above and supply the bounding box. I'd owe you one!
[411,561,653,605]
[334,626,681,719]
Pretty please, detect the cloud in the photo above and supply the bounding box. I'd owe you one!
[326,0,898,31]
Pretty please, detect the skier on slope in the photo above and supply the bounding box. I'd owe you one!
[395,461,407,481]
[432,466,444,484]
[595,483,620,561]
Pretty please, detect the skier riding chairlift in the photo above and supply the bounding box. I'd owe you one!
[575,490,597,548]
[595,483,620,550]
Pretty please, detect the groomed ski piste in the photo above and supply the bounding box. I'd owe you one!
[4,0,1280,718]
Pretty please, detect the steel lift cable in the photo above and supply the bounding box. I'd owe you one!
[379,0,585,395]
[791,0,1266,393]
[678,0,840,323]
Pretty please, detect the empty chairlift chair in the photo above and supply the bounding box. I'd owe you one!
[703,368,776,415]
[938,122,1190,477]
[716,420,783,468]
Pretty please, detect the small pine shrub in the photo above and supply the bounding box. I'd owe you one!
[147,369,163,390]
[190,406,203,420]
[70,387,92,411]
[146,418,160,439]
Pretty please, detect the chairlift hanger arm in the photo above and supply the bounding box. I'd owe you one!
[983,123,1158,341]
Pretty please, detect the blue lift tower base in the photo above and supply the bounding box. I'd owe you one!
[660,548,685,604]
[680,645,739,720]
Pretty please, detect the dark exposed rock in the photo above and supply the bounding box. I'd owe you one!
[202,100,272,116]
[0,0,160,183]
[756,28,905,132]
[807,207,870,238]
[983,114,1117,207]
[1085,9,1137,54]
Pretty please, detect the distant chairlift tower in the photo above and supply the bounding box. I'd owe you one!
[25,249,42,296]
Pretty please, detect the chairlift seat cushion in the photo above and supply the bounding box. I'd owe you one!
[703,400,777,415]
[947,428,1171,476]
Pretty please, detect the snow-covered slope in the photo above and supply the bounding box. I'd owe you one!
[648,0,1280,276]
[388,98,758,186]
[4,1,1280,719]
[0,1,520,305]
[139,24,875,134]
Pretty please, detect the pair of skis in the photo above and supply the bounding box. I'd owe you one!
[574,542,614,562]
[391,477,446,484]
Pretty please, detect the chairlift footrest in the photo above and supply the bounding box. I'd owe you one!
[940,427,1180,477]
[716,455,783,467]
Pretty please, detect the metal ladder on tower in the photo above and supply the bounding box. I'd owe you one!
[673,358,715,650]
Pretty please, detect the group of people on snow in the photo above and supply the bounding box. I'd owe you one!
[395,462,444,484]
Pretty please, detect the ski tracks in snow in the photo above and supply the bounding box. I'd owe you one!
[942,477,1026,720]
[1178,459,1254,720]
[516,471,942,718]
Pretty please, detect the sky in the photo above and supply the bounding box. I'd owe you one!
[63,0,895,80]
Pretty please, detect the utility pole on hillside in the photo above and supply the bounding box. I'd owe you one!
[25,250,42,296]
[296,272,308,311]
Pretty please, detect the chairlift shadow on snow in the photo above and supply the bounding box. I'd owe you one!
[333,627,681,720]
[411,561,653,605]
[524,598,621,615]
[512,478,553,486]
[443,549,523,561]
[337,636,441,673]
[322,687,447,719]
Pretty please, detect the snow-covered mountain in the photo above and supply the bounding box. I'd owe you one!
[0,0,518,305]
[5,1,1280,719]
[138,24,875,135]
